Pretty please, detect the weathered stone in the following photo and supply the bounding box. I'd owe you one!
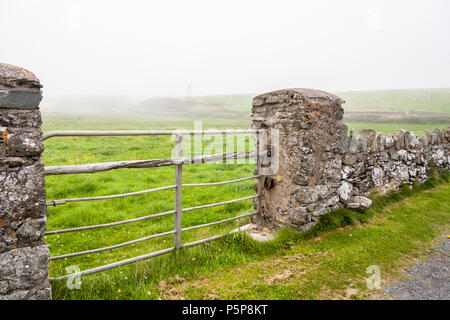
[266,96,281,104]
[375,179,402,195]
[338,181,353,201]
[0,63,42,91]
[0,245,49,294]
[295,186,319,204]
[385,135,395,148]
[0,159,46,221]
[0,91,43,110]
[356,133,368,152]
[341,165,353,179]
[443,127,450,143]
[297,221,317,232]
[431,128,441,145]
[311,207,327,217]
[325,195,340,207]
[4,128,44,157]
[0,109,42,127]
[392,132,405,149]
[343,153,357,165]
[375,133,385,151]
[323,158,342,182]
[353,161,365,176]
[372,167,385,187]
[16,218,46,244]
[340,124,349,153]
[252,98,265,107]
[405,131,420,149]
[360,129,376,151]
[348,129,357,153]
[419,133,429,146]
[0,285,51,300]
[390,149,407,161]
[391,164,410,182]
[315,184,330,199]
[345,196,372,209]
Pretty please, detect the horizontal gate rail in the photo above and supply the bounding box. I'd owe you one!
[49,230,176,261]
[181,212,256,232]
[49,226,250,281]
[46,185,176,206]
[43,129,257,141]
[50,247,176,281]
[45,210,175,235]
[45,175,258,234]
[49,212,256,262]
[182,195,257,212]
[46,176,259,206]
[45,151,256,176]
[182,175,259,187]
[45,197,257,235]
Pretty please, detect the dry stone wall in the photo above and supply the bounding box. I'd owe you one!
[0,63,50,300]
[252,88,450,231]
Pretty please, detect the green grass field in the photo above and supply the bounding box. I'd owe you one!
[49,172,450,300]
[42,88,450,300]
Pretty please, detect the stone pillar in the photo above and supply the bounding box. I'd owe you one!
[0,63,51,300]
[252,89,346,231]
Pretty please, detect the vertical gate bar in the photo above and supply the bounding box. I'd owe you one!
[255,129,264,226]
[256,175,263,225]
[174,133,183,250]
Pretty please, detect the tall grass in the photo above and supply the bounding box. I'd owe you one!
[50,170,449,300]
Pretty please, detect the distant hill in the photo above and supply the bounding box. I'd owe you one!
[129,88,450,116]
[41,88,450,118]
[128,95,252,119]
[40,94,141,114]
[338,88,450,113]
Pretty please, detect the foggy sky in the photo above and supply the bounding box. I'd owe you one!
[1,0,449,98]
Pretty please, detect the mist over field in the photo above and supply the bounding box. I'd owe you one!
[2,1,449,122]
[2,0,450,101]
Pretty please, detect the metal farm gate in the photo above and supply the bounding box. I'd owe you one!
[43,129,264,280]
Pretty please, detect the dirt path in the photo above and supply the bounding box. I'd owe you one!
[384,237,450,300]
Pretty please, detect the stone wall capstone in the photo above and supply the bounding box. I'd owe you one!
[251,88,450,231]
[0,63,51,300]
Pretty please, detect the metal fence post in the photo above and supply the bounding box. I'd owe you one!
[174,133,183,250]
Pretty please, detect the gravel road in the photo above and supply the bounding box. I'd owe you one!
[384,237,450,300]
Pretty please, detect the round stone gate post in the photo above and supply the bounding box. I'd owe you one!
[251,88,346,231]
[0,63,51,300]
